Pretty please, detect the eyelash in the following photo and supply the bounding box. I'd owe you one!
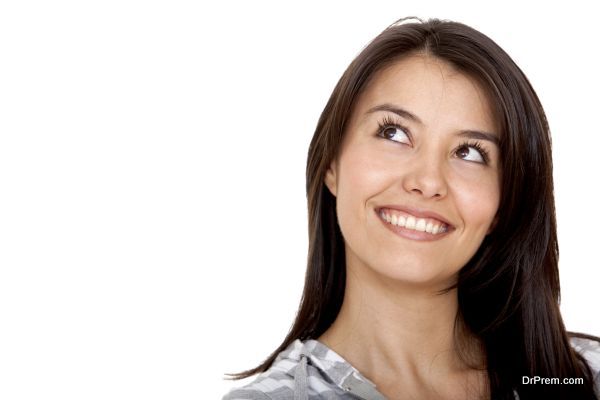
[457,140,490,164]
[376,116,491,164]
[376,116,411,141]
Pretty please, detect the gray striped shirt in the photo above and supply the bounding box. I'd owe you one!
[222,337,600,399]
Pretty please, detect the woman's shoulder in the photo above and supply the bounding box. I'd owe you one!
[569,333,600,397]
[221,338,373,400]
[221,366,296,400]
[220,352,298,400]
[570,334,600,374]
[220,339,320,400]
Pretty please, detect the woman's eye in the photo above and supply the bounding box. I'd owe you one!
[456,145,486,163]
[379,126,410,144]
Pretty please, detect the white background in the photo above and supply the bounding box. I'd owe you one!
[0,1,598,399]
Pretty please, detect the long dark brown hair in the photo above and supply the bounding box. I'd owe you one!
[226,17,599,399]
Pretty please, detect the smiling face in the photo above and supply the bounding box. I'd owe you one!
[324,54,501,288]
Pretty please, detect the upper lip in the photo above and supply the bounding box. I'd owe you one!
[376,205,455,228]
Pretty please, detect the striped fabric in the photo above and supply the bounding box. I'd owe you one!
[222,337,600,400]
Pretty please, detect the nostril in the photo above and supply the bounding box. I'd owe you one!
[408,187,445,199]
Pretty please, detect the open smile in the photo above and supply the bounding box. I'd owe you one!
[376,207,455,241]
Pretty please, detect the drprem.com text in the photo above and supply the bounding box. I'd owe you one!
[522,376,583,385]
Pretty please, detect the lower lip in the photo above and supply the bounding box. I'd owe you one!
[375,209,452,241]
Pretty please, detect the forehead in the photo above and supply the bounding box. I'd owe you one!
[352,54,499,133]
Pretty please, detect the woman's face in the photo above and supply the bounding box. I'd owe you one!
[325,55,501,288]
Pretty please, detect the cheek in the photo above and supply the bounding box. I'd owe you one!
[338,146,392,198]
[335,147,393,231]
[451,171,500,230]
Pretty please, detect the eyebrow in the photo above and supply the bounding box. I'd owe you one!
[458,130,499,145]
[366,103,499,146]
[367,103,423,124]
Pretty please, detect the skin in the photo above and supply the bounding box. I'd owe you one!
[318,54,501,400]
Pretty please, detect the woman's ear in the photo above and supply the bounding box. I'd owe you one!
[324,160,338,197]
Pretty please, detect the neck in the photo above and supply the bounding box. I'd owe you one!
[317,256,485,386]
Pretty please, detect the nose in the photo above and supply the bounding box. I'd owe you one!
[401,152,448,199]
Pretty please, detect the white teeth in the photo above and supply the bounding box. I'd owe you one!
[398,215,406,227]
[426,221,433,233]
[380,210,447,235]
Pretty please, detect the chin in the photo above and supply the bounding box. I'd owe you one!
[370,259,457,288]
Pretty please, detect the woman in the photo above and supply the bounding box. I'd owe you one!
[222,17,600,400]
